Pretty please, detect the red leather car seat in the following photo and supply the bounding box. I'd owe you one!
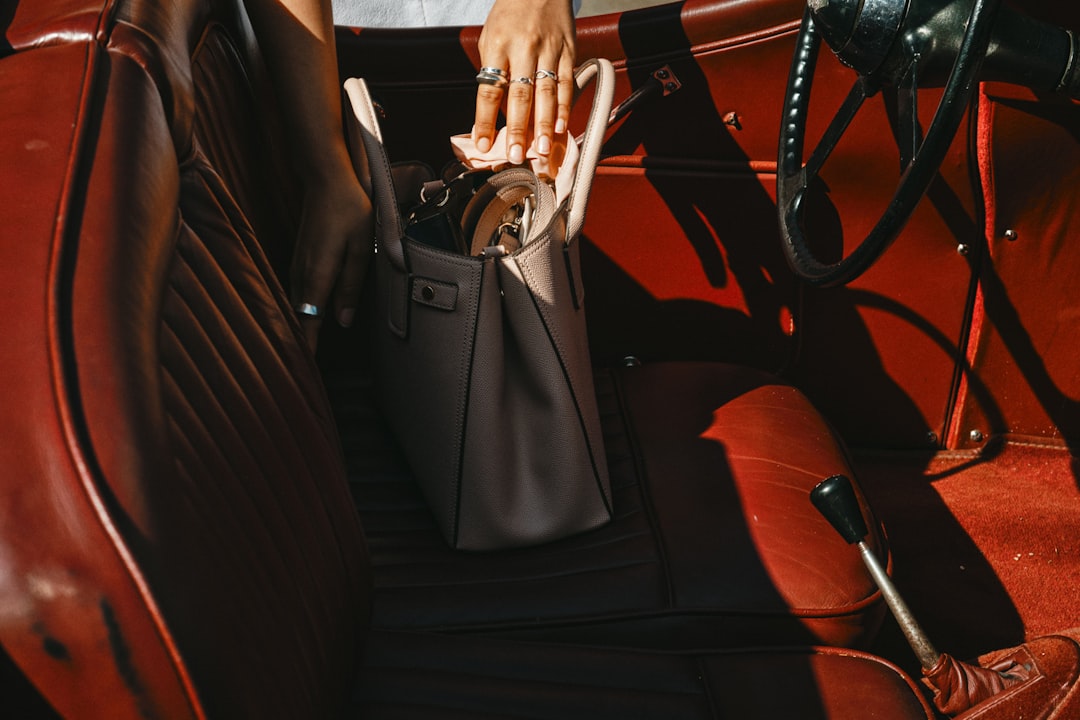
[0,0,929,716]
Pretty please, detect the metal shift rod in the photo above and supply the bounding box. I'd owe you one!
[811,475,941,670]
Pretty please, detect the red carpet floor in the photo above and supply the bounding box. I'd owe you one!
[856,443,1080,672]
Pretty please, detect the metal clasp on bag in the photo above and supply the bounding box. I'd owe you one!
[478,195,533,257]
[406,169,489,227]
[406,181,453,226]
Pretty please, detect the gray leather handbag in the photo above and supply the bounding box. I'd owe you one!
[345,59,615,550]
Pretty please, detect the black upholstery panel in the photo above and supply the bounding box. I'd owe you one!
[353,630,934,719]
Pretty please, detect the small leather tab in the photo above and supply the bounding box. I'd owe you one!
[411,277,458,311]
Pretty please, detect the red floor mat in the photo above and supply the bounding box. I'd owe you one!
[856,443,1080,672]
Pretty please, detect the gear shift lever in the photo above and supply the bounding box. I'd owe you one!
[811,474,1037,716]
[810,475,941,670]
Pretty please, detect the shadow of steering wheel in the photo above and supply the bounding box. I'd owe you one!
[583,0,1031,676]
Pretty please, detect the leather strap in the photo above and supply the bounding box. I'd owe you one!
[344,77,408,273]
[462,168,556,255]
[565,58,615,245]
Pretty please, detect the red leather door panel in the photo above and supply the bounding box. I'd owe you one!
[949,84,1080,449]
[334,0,982,450]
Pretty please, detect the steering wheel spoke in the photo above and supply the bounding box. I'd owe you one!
[895,59,923,171]
[805,76,872,181]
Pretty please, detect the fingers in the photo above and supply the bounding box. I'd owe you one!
[475,0,576,162]
[532,67,559,156]
[290,212,340,350]
[290,227,334,350]
[472,58,534,165]
[290,178,374,351]
[555,52,575,138]
[503,69,534,165]
[533,45,574,156]
[473,68,505,154]
[331,192,375,332]
[472,49,537,165]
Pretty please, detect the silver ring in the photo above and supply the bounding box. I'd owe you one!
[476,70,508,87]
[294,302,321,318]
[534,69,558,82]
[510,76,533,85]
[479,67,506,77]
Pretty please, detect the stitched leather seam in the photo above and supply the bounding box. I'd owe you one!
[160,365,280,600]
[170,224,312,447]
[160,285,332,647]
[182,159,365,586]
[182,157,331,426]
[696,656,719,718]
[609,368,676,608]
[515,261,613,515]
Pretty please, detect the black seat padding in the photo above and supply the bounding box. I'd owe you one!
[331,358,887,649]
[354,630,934,719]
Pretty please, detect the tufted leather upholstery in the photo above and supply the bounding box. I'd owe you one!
[0,0,932,717]
[0,2,367,717]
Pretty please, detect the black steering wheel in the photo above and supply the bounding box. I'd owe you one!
[777,0,1003,287]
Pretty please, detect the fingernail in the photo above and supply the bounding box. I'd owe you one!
[509,143,524,164]
[477,136,492,153]
[537,135,551,155]
[555,118,567,135]
[338,307,355,328]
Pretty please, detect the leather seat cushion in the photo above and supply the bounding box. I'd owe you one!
[335,360,885,648]
[353,630,934,719]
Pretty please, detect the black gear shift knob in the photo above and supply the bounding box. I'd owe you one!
[810,473,941,670]
[811,474,869,545]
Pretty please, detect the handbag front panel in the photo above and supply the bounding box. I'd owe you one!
[375,239,486,542]
[376,222,614,550]
[457,229,613,550]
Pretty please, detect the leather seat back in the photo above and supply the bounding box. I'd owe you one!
[0,1,368,717]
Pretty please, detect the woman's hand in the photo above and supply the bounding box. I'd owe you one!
[289,166,374,350]
[473,0,576,165]
[242,0,375,351]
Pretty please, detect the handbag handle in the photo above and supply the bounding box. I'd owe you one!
[565,58,615,245]
[344,77,408,273]
[344,57,615,271]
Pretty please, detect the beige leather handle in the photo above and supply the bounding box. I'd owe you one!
[344,77,407,272]
[565,58,615,245]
